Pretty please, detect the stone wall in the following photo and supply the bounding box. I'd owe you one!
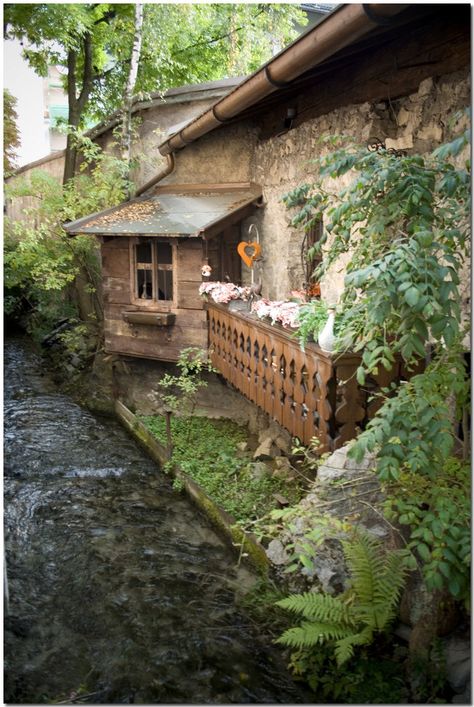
[6,67,470,309]
[250,69,470,302]
[155,68,470,304]
[163,122,256,187]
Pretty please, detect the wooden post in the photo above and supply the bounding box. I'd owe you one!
[165,409,173,459]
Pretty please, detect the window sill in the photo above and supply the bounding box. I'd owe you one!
[123,311,176,327]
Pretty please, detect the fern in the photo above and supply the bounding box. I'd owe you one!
[276,591,353,624]
[277,621,354,650]
[276,534,408,666]
[334,626,374,665]
[342,535,385,605]
[349,537,407,631]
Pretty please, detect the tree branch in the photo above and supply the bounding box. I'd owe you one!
[77,32,94,115]
[67,48,78,113]
[174,8,265,55]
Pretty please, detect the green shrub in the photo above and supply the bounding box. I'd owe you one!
[140,415,305,524]
[276,534,408,665]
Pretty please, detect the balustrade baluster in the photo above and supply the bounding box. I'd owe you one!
[334,361,365,448]
[205,304,415,452]
[292,350,306,442]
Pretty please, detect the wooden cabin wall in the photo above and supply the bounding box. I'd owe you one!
[207,225,242,284]
[101,237,207,362]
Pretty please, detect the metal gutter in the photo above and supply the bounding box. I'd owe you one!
[159,3,410,156]
[135,154,175,197]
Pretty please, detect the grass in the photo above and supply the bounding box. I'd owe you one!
[140,415,305,524]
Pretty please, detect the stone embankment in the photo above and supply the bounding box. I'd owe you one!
[263,443,470,704]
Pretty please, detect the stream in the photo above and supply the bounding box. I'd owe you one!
[4,337,310,704]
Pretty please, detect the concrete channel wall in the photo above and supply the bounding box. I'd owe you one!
[114,400,270,574]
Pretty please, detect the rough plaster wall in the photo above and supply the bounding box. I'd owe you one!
[253,102,385,301]
[161,123,256,187]
[251,69,470,303]
[97,97,224,188]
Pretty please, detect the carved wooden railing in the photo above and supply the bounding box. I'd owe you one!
[207,302,416,453]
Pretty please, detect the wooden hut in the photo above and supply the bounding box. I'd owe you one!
[64,183,262,361]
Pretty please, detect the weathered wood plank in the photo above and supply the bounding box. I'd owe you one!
[105,303,207,326]
[105,332,208,362]
[103,276,131,304]
[177,281,204,309]
[101,237,129,250]
[176,240,204,281]
[105,318,207,346]
[102,248,129,278]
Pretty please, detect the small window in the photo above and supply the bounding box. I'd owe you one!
[303,221,323,296]
[134,239,174,302]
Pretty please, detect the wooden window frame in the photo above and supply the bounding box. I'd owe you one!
[130,237,176,310]
[303,220,323,297]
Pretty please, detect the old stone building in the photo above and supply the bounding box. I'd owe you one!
[61,4,468,348]
[7,4,470,447]
[150,3,469,304]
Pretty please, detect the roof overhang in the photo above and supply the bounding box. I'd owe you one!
[63,183,262,239]
[158,3,413,155]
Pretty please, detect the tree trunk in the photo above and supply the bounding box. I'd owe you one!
[63,114,80,185]
[63,34,94,184]
[121,3,143,198]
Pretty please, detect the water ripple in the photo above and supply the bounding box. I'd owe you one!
[4,338,309,704]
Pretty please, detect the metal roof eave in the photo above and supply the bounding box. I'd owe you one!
[63,184,262,239]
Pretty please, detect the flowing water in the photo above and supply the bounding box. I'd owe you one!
[4,338,310,704]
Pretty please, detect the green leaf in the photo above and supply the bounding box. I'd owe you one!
[416,543,431,562]
[404,287,420,307]
[448,577,461,597]
[438,562,452,579]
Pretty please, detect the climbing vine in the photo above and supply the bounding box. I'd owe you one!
[282,113,471,603]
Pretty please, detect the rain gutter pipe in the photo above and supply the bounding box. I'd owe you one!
[158,3,409,156]
[135,153,175,197]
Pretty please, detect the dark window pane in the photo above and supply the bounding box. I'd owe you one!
[136,242,152,263]
[157,270,173,301]
[137,269,153,299]
[156,242,172,265]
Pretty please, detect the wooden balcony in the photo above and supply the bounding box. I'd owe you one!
[207,302,416,453]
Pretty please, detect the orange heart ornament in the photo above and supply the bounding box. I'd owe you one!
[237,241,261,268]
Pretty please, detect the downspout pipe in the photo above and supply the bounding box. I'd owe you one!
[159,3,409,156]
[135,153,175,197]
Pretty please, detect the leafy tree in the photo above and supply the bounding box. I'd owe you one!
[120,3,143,191]
[4,89,20,174]
[4,134,132,338]
[4,3,306,183]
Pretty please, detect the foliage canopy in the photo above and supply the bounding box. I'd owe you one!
[3,2,306,92]
[4,89,20,174]
[4,135,131,337]
[4,3,306,180]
